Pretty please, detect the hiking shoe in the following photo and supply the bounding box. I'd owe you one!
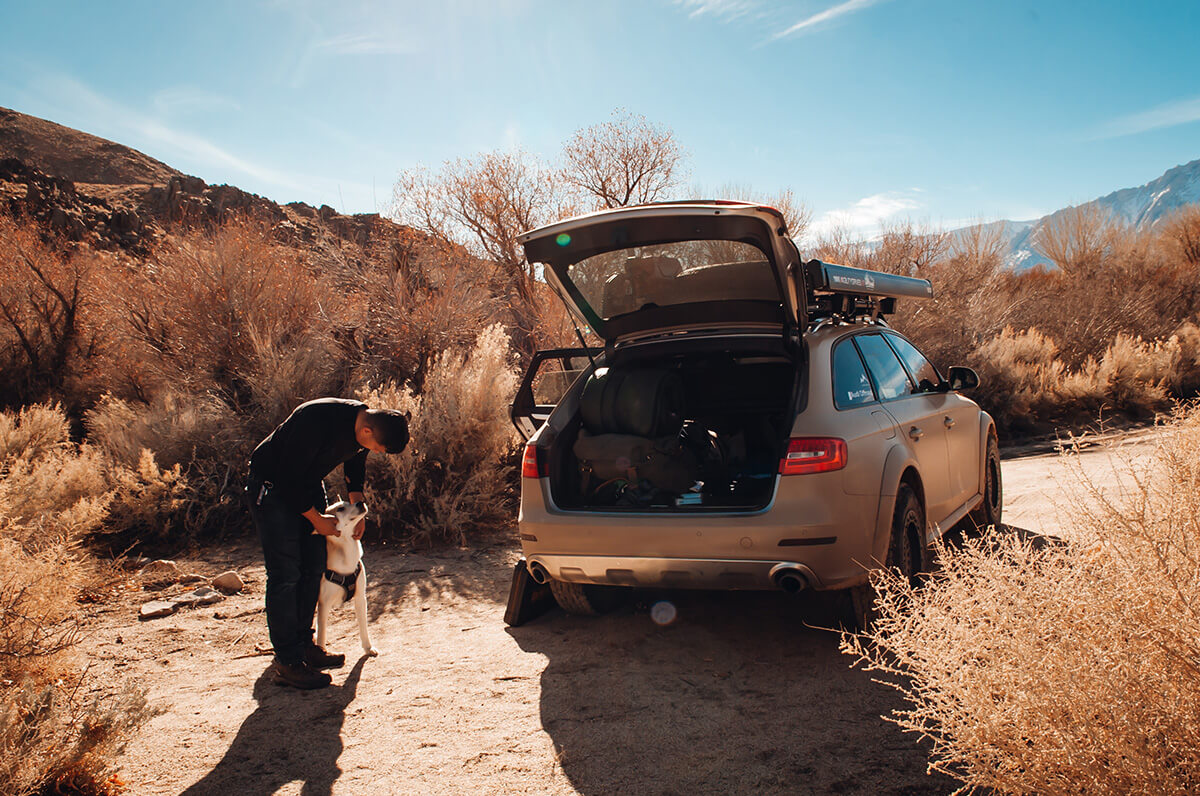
[271,660,332,689]
[303,644,346,670]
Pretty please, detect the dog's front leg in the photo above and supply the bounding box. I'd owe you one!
[316,583,332,650]
[355,565,378,656]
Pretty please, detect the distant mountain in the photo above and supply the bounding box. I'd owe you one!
[953,158,1200,270]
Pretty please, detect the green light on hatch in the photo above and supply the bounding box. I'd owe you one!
[556,233,571,247]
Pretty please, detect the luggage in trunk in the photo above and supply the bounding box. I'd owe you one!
[580,367,684,438]
[573,430,699,495]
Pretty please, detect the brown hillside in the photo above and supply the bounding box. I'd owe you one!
[0,105,180,186]
[0,106,435,260]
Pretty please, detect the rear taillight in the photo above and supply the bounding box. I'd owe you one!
[522,444,548,479]
[779,438,848,475]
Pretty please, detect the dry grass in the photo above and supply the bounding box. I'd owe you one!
[0,406,153,796]
[359,323,520,546]
[842,404,1200,794]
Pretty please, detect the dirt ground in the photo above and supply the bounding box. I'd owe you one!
[80,433,1159,795]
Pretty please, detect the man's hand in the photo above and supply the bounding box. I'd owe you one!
[303,508,339,537]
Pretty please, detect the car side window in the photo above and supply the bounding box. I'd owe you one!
[854,334,914,401]
[832,339,877,409]
[885,334,941,393]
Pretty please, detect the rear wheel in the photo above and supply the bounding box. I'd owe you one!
[548,579,628,616]
[968,435,1003,531]
[847,483,923,630]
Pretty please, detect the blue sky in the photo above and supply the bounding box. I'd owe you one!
[1,0,1197,238]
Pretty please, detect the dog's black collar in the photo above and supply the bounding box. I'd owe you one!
[323,562,362,600]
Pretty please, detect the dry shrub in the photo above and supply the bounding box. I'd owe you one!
[842,405,1200,794]
[85,391,237,469]
[113,219,339,421]
[0,540,152,796]
[0,404,110,549]
[0,402,72,462]
[1089,332,1173,415]
[970,327,1074,431]
[0,406,152,795]
[1160,205,1200,266]
[0,213,104,408]
[338,240,502,389]
[359,323,519,545]
[99,449,196,547]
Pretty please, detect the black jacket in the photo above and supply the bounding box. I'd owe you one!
[248,398,368,514]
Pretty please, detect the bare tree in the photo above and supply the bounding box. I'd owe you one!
[871,220,950,274]
[392,150,564,306]
[561,110,687,209]
[1161,205,1200,266]
[1034,205,1126,277]
[704,182,812,241]
[0,215,99,405]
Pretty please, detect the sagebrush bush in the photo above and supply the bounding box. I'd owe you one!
[85,391,238,469]
[0,404,110,550]
[359,323,520,545]
[0,406,152,796]
[0,541,153,795]
[842,404,1200,795]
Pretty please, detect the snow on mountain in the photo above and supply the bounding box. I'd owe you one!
[950,158,1200,270]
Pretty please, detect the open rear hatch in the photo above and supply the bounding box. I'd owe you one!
[519,202,805,345]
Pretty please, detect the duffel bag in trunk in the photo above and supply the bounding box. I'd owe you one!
[579,367,684,438]
[573,430,698,494]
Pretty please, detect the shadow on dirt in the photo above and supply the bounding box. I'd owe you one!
[509,588,955,796]
[361,539,515,622]
[180,657,367,796]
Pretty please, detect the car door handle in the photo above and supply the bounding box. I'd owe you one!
[943,416,956,429]
[909,426,924,441]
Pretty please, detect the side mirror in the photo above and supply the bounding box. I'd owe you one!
[946,366,979,391]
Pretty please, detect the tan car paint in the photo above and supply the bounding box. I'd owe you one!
[517,323,994,593]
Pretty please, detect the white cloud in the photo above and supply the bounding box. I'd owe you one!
[315,32,417,55]
[40,76,307,191]
[1091,94,1200,140]
[770,0,889,40]
[675,0,758,20]
[151,87,240,117]
[806,190,923,240]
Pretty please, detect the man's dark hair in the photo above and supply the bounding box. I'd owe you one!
[363,408,410,453]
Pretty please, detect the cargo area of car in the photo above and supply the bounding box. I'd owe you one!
[546,341,800,512]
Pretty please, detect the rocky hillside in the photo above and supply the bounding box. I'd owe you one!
[0,105,417,257]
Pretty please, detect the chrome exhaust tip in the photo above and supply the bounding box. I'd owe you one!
[528,560,550,585]
[773,568,809,594]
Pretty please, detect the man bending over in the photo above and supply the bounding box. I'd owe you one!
[247,398,409,689]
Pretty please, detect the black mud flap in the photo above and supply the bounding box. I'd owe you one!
[504,559,554,627]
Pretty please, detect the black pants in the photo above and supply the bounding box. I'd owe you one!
[247,486,326,665]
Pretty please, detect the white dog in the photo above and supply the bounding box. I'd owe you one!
[315,500,378,657]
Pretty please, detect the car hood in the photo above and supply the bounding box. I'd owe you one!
[520,202,803,344]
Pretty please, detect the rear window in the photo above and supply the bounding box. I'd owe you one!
[832,340,876,408]
[855,334,913,401]
[567,240,778,321]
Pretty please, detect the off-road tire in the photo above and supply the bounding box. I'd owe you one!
[968,434,1003,531]
[847,483,923,630]
[548,579,627,616]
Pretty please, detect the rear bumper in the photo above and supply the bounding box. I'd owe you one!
[526,554,824,591]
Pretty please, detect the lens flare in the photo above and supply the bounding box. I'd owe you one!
[650,600,678,626]
[556,233,571,247]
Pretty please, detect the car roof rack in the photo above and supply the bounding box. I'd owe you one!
[804,259,932,324]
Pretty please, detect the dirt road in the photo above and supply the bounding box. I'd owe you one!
[84,435,1155,795]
